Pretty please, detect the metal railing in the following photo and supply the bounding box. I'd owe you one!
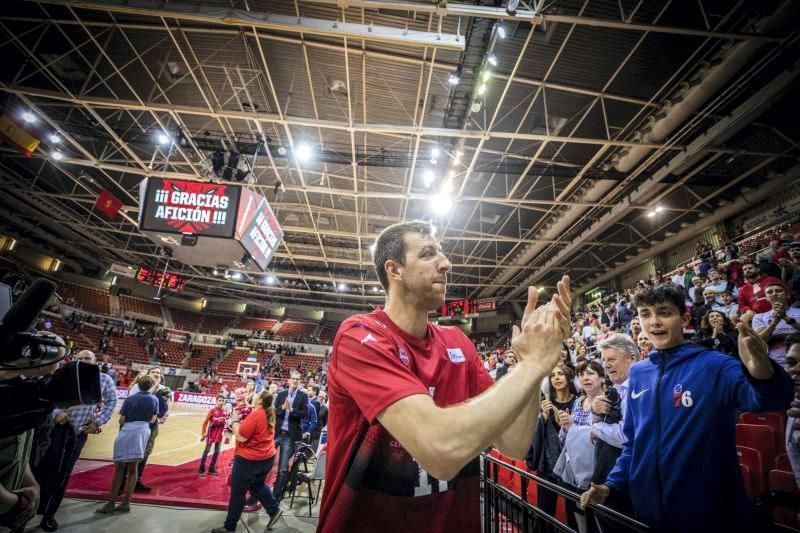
[481,453,649,533]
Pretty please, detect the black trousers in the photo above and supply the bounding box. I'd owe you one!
[224,455,279,531]
[34,423,88,519]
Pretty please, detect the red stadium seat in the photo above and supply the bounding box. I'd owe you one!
[740,412,786,454]
[768,470,800,528]
[737,446,764,496]
[740,463,755,501]
[737,424,777,473]
[777,453,792,472]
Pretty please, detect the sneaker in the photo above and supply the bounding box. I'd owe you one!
[208,468,220,476]
[116,502,131,513]
[40,516,59,532]
[134,482,152,492]
[199,470,207,477]
[96,502,116,515]
[266,508,284,530]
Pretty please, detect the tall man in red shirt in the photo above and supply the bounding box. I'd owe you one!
[318,220,571,532]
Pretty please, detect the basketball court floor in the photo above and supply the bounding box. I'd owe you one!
[55,401,318,532]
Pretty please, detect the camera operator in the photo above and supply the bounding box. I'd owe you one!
[590,335,636,496]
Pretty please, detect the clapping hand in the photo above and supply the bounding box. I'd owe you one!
[737,321,774,380]
[511,275,572,377]
[540,398,554,418]
[556,409,573,430]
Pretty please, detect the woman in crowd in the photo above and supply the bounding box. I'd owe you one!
[97,376,158,515]
[528,363,578,532]
[693,310,740,358]
[212,390,283,533]
[557,360,607,531]
[243,379,257,407]
[575,343,589,362]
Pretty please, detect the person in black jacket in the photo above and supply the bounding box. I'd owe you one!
[527,363,577,532]
[273,371,309,499]
[693,310,739,359]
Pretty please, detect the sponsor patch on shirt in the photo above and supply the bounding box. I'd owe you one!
[447,348,465,363]
[398,347,410,366]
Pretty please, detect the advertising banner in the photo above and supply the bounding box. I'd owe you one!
[172,391,220,405]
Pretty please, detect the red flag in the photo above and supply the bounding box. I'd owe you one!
[95,188,122,218]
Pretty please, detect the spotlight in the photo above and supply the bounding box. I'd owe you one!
[647,211,656,218]
[448,72,460,85]
[482,70,491,83]
[21,112,35,123]
[506,0,519,15]
[49,133,61,144]
[431,146,440,158]
[157,133,170,145]
[231,272,243,281]
[487,54,498,66]
[295,143,312,162]
[51,151,63,161]
[497,25,507,39]
[430,190,453,213]
[277,146,287,156]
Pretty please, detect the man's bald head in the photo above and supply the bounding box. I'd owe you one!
[75,350,97,364]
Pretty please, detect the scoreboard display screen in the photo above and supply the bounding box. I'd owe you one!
[440,298,496,317]
[136,266,187,292]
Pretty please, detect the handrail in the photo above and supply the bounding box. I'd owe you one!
[482,453,650,531]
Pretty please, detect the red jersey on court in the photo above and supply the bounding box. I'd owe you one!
[201,406,227,444]
[318,308,494,533]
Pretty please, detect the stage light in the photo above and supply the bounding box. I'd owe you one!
[157,132,170,145]
[487,54,498,66]
[49,133,61,144]
[51,151,63,161]
[448,72,460,85]
[21,112,35,123]
[497,25,507,39]
[295,143,313,162]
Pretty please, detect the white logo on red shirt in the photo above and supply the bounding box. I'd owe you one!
[398,347,410,366]
[361,333,377,345]
[447,348,465,363]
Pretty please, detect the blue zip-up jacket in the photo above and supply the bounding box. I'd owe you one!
[605,343,792,532]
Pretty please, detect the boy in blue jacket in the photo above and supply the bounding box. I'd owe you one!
[580,283,792,532]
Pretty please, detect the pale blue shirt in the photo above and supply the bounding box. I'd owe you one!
[591,378,629,449]
[281,389,298,431]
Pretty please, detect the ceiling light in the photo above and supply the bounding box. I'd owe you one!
[487,54,498,66]
[369,243,376,254]
[295,143,313,162]
[157,133,170,145]
[430,190,453,213]
[338,283,347,291]
[266,275,275,285]
[431,146,440,158]
[654,205,664,213]
[21,112,35,123]
[49,133,61,144]
[471,102,482,113]
[506,0,520,15]
[231,272,243,281]
[478,83,487,95]
[277,146,287,156]
[423,169,435,188]
[497,25,507,39]
[51,151,63,161]
[372,286,378,292]
[482,70,491,83]
[647,211,656,218]
[448,72,460,85]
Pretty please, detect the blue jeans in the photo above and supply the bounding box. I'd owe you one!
[200,440,221,471]
[274,430,297,499]
[224,455,279,530]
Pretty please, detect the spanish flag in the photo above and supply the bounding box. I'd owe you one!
[0,114,40,157]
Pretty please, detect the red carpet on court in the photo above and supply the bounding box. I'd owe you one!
[66,449,279,510]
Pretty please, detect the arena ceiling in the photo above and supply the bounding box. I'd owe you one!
[0,0,798,311]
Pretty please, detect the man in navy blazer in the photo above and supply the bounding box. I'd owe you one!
[274,371,309,499]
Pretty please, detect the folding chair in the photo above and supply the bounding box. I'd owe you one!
[292,447,327,516]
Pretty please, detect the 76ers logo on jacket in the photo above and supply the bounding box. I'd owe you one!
[152,180,232,234]
[673,384,694,408]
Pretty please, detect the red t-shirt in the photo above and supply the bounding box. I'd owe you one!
[318,308,494,533]
[236,408,276,461]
